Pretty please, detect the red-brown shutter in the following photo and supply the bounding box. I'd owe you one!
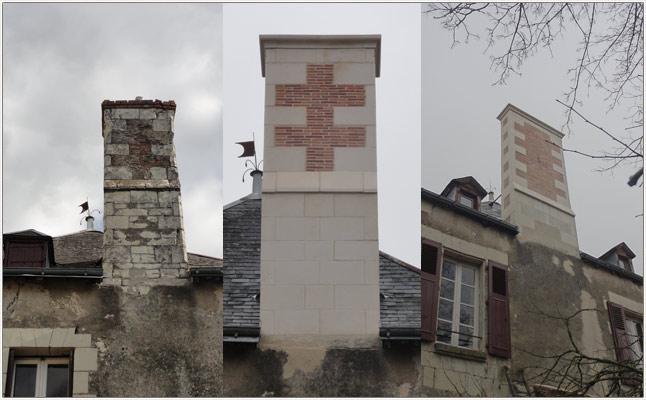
[421,239,442,342]
[5,240,46,268]
[488,260,511,358]
[607,301,632,362]
[5,349,15,397]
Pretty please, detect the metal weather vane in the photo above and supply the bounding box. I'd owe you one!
[79,198,101,225]
[237,132,263,182]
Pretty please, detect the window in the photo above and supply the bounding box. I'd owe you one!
[608,302,643,366]
[457,191,476,209]
[617,255,633,272]
[8,357,70,397]
[436,259,479,349]
[420,238,511,358]
[625,316,643,366]
[3,240,47,268]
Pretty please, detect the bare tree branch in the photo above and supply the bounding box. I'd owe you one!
[424,3,644,184]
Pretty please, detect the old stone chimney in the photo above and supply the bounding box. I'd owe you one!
[102,99,188,294]
[497,104,579,256]
[259,35,381,338]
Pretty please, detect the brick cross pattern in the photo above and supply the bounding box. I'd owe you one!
[275,64,366,171]
[513,122,567,202]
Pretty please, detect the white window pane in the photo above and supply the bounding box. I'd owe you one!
[439,299,454,321]
[461,267,475,286]
[14,364,38,397]
[459,325,474,348]
[442,261,455,280]
[439,279,454,299]
[460,304,474,326]
[461,285,475,305]
[46,364,68,397]
[437,320,452,344]
[458,195,474,207]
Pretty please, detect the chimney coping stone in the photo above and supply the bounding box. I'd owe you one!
[102,99,176,110]
[259,34,381,78]
[497,103,564,139]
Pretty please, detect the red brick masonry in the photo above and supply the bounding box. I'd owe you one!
[275,64,366,171]
[513,122,566,202]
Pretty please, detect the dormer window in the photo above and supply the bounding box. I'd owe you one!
[2,230,53,270]
[599,242,636,273]
[4,240,47,268]
[618,255,632,272]
[440,177,488,211]
[457,191,477,208]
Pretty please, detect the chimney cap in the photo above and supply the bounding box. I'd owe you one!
[102,99,176,110]
[496,103,564,139]
[259,34,381,78]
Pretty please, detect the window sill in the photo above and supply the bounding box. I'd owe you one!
[433,342,487,362]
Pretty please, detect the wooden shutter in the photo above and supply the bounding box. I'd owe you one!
[607,301,632,362]
[421,239,442,342]
[68,349,75,397]
[488,260,511,358]
[5,349,15,397]
[5,240,46,268]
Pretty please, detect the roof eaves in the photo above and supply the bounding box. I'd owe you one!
[421,188,519,235]
[580,252,643,285]
[224,193,261,211]
[379,251,419,274]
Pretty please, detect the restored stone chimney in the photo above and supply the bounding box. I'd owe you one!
[259,35,381,338]
[497,104,579,256]
[102,99,188,294]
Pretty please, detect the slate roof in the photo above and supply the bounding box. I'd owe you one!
[223,194,261,328]
[222,194,420,332]
[379,252,420,329]
[480,200,502,219]
[188,253,223,268]
[4,229,219,270]
[52,230,103,266]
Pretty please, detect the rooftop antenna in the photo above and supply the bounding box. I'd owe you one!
[237,133,264,195]
[79,198,101,230]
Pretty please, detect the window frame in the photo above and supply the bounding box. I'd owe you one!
[9,357,70,397]
[456,190,479,210]
[436,258,480,350]
[623,310,643,366]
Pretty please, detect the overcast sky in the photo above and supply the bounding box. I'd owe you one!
[2,3,223,257]
[422,6,643,275]
[223,3,421,268]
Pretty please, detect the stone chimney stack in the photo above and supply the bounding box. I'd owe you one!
[102,99,188,294]
[497,104,579,256]
[259,35,381,338]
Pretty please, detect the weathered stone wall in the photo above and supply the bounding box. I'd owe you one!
[421,199,516,397]
[102,99,188,294]
[3,278,223,396]
[224,340,420,397]
[509,241,643,396]
[421,342,512,397]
